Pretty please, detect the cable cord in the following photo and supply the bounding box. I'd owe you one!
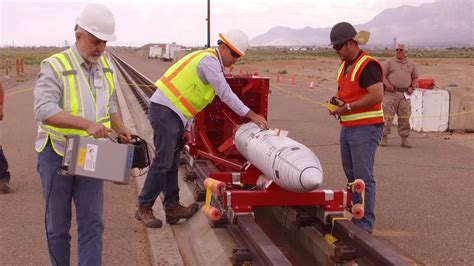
[114,134,155,177]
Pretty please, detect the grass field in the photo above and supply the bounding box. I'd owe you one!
[1,46,472,69]
[0,47,63,68]
[238,47,473,64]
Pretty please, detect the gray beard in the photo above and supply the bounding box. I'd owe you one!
[86,55,100,64]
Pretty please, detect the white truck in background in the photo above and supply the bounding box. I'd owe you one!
[161,44,181,62]
[148,45,162,59]
[148,43,182,62]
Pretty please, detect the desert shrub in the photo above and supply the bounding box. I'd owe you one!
[241,47,473,62]
[0,47,63,65]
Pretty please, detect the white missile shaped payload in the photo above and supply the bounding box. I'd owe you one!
[234,123,323,192]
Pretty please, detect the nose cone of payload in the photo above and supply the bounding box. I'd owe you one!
[299,166,323,192]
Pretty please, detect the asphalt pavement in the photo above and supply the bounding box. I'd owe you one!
[2,51,473,265]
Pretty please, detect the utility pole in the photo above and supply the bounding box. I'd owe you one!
[206,0,210,48]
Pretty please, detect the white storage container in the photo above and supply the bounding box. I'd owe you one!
[392,89,450,132]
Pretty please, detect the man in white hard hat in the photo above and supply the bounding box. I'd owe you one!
[136,29,268,228]
[33,4,132,265]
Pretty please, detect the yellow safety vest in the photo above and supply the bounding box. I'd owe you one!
[35,48,116,156]
[156,48,218,119]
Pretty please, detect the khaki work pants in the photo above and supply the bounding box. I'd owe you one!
[382,91,411,137]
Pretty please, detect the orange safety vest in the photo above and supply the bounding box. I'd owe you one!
[337,51,384,127]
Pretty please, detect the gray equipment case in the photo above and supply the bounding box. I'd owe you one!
[62,135,134,184]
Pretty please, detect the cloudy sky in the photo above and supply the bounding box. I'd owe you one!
[1,0,436,47]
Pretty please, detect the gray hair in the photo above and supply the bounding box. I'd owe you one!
[397,43,408,51]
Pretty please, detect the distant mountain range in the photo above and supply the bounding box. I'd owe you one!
[250,0,473,47]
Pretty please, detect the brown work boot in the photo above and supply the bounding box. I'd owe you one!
[401,137,412,148]
[135,206,163,228]
[0,180,11,194]
[165,202,199,224]
[380,136,388,147]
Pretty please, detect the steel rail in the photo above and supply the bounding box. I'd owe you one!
[109,52,154,113]
[107,52,410,265]
[108,52,289,265]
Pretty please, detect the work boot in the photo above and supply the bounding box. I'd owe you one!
[165,202,199,224]
[380,136,388,147]
[135,206,163,228]
[0,180,11,194]
[401,137,412,148]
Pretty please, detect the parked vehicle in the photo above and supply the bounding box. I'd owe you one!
[148,43,182,62]
[148,45,162,59]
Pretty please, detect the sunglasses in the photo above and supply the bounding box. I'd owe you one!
[396,49,404,52]
[333,41,348,51]
[229,48,241,59]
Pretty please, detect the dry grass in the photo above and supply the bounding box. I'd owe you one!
[0,47,62,67]
[238,47,473,64]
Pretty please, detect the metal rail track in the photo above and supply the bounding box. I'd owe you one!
[110,52,289,265]
[110,53,154,113]
[109,52,409,266]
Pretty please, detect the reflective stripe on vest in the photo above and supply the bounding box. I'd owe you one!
[337,63,345,83]
[351,55,373,81]
[35,49,115,156]
[337,51,384,126]
[337,55,374,82]
[340,109,384,122]
[156,49,218,119]
[100,55,116,95]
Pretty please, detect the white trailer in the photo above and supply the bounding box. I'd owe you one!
[148,45,162,59]
[161,44,182,62]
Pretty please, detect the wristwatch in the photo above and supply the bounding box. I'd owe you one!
[346,103,352,112]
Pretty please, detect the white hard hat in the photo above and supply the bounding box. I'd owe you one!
[218,29,249,56]
[76,4,116,41]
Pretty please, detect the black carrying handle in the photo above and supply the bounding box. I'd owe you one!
[117,134,151,169]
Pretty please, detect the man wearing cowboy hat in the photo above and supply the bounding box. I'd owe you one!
[328,22,384,233]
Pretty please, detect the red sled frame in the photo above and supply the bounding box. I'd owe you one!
[184,74,364,224]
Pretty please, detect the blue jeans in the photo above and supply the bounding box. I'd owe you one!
[37,143,104,266]
[138,103,184,209]
[340,124,383,232]
[0,146,10,182]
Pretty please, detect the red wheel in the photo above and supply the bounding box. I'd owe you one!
[352,204,364,219]
[353,179,365,193]
[202,206,222,221]
[203,178,213,188]
[211,181,225,195]
[204,178,225,195]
